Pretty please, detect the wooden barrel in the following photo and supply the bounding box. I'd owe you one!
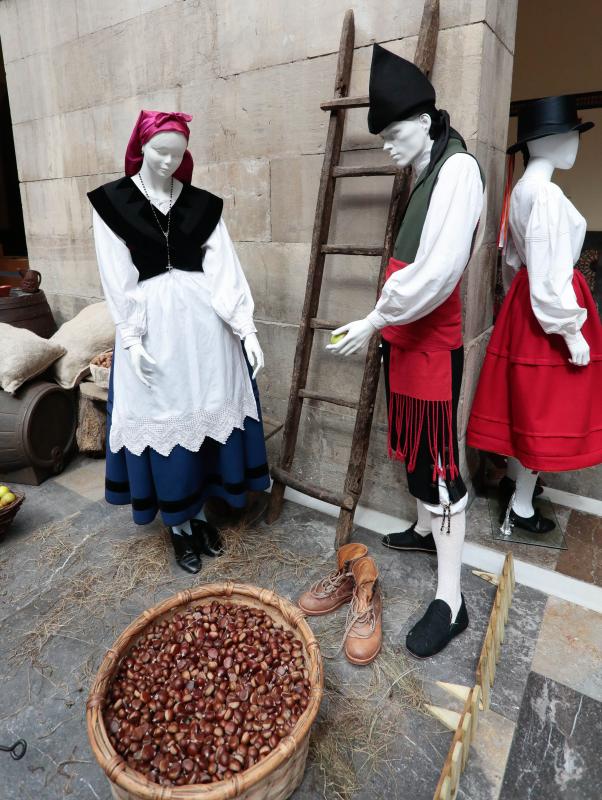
[0,290,57,338]
[0,381,76,485]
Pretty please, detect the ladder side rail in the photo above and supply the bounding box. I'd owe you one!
[267,10,355,522]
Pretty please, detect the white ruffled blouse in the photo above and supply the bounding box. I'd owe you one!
[503,178,587,337]
[91,191,259,457]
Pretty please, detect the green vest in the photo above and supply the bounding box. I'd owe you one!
[393,138,485,263]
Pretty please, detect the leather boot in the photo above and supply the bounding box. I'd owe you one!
[170,529,202,574]
[343,556,382,666]
[298,542,368,616]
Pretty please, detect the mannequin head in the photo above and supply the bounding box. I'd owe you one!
[141,131,188,179]
[526,130,580,170]
[380,112,433,168]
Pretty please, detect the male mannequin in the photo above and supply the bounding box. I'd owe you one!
[468,95,602,527]
[328,45,484,658]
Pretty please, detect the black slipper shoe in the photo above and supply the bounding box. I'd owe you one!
[382,522,437,554]
[170,529,202,574]
[509,508,555,533]
[406,595,469,658]
[190,519,224,557]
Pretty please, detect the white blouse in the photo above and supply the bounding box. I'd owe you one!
[503,178,587,337]
[367,152,485,330]
[92,196,259,457]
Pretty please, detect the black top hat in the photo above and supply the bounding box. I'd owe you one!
[368,44,436,135]
[507,94,594,154]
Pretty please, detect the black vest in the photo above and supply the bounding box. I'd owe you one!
[87,177,223,282]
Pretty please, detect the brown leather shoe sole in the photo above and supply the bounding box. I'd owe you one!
[298,592,353,616]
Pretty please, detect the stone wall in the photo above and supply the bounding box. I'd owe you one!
[0,0,518,518]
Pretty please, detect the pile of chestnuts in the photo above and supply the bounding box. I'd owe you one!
[104,601,311,787]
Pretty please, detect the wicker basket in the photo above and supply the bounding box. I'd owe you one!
[89,350,113,389]
[87,582,323,800]
[0,491,25,539]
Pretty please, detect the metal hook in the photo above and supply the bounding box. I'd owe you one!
[0,739,27,760]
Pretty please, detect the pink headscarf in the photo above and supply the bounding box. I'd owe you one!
[125,110,194,183]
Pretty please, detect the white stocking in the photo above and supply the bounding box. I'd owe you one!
[511,463,538,517]
[415,499,432,536]
[432,510,465,621]
[172,520,192,536]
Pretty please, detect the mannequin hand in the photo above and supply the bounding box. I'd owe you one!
[127,342,157,388]
[244,333,264,379]
[326,318,377,356]
[564,331,590,366]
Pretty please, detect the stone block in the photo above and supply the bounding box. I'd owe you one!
[215,0,517,78]
[194,158,270,242]
[270,148,395,246]
[477,23,515,151]
[235,242,311,324]
[270,154,322,243]
[76,0,176,38]
[5,2,212,124]
[0,0,78,64]
[468,137,507,247]
[458,326,491,438]
[462,242,497,342]
[182,53,337,162]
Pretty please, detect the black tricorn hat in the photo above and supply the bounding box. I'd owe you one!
[368,43,436,135]
[507,94,594,154]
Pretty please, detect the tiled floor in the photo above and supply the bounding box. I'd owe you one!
[466,493,602,588]
[0,455,600,799]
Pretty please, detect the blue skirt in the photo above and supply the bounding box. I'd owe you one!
[104,357,270,526]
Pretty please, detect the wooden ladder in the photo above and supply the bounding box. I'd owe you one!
[267,2,440,548]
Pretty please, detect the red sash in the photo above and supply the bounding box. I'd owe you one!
[380,258,462,479]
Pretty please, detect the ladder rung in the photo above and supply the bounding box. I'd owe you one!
[299,389,359,410]
[322,245,383,257]
[332,165,398,178]
[310,318,341,331]
[271,466,355,511]
[321,95,369,111]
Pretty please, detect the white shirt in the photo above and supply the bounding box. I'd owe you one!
[367,152,485,330]
[92,196,259,457]
[503,178,587,337]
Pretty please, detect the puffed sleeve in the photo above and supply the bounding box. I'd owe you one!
[366,153,484,329]
[524,183,587,337]
[202,219,257,339]
[92,209,146,349]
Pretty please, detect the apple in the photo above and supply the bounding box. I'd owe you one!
[330,332,346,345]
[0,492,16,507]
[0,485,9,498]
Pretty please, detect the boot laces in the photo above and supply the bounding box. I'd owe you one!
[341,584,377,644]
[309,566,350,599]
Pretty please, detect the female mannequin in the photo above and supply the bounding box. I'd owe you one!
[88,110,270,573]
[468,95,602,530]
[327,45,485,658]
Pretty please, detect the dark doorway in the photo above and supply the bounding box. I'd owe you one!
[0,37,27,258]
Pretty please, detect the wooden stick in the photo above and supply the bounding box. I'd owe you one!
[472,569,500,586]
[426,705,461,731]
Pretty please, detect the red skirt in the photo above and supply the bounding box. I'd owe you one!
[467,268,602,472]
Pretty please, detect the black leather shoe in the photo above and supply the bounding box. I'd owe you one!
[509,508,555,533]
[406,595,469,658]
[382,522,437,554]
[190,519,224,557]
[170,529,202,574]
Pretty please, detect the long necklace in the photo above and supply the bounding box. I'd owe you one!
[138,174,174,271]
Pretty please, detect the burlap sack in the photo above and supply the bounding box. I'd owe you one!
[50,301,115,389]
[0,323,66,394]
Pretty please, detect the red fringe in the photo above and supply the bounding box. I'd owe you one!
[388,393,458,482]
